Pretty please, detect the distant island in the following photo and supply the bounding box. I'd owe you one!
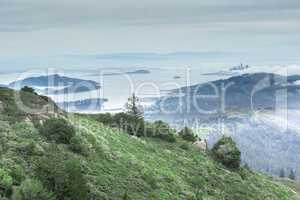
[126,69,151,74]
[8,74,100,94]
[91,69,151,77]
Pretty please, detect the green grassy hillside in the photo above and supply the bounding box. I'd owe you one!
[275,178,300,196]
[0,87,299,199]
[0,87,63,122]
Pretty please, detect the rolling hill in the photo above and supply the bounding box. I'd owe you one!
[0,87,299,199]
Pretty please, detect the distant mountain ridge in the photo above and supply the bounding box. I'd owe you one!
[146,72,300,180]
[149,73,300,116]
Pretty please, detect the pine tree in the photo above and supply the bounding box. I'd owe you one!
[279,168,285,178]
[125,93,143,118]
[288,169,296,180]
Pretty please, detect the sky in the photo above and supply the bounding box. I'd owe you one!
[0,0,299,71]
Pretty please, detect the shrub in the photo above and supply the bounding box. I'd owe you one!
[64,159,89,200]
[178,127,198,142]
[159,133,176,143]
[152,121,176,143]
[20,86,36,94]
[95,113,113,125]
[211,136,241,169]
[180,143,190,150]
[0,168,13,196]
[69,135,90,156]
[17,140,37,157]
[113,113,145,137]
[40,118,75,144]
[35,146,88,200]
[12,179,55,200]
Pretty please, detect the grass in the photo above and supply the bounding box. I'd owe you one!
[0,87,62,122]
[68,115,300,200]
[0,87,299,199]
[275,178,300,196]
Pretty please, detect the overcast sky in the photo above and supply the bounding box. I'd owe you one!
[0,0,299,70]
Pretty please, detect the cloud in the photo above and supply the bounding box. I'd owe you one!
[0,0,299,67]
[0,0,299,31]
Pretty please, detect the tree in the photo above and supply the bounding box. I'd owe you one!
[125,93,143,118]
[288,169,296,180]
[40,117,75,144]
[21,86,36,94]
[113,112,145,137]
[211,136,241,169]
[279,168,285,178]
[178,127,198,142]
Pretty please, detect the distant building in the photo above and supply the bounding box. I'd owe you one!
[230,63,250,71]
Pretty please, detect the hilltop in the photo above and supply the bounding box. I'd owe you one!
[0,87,299,199]
[0,87,63,123]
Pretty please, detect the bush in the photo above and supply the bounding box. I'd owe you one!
[35,145,88,200]
[211,136,241,169]
[20,86,36,94]
[159,133,177,143]
[17,140,37,157]
[113,113,145,137]
[40,118,75,144]
[178,127,197,142]
[152,121,176,143]
[0,168,13,197]
[69,136,90,156]
[95,113,113,126]
[180,143,190,150]
[12,179,55,200]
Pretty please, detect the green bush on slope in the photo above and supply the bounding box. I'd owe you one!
[40,118,75,144]
[178,127,198,142]
[12,179,55,200]
[211,136,241,169]
[0,168,13,197]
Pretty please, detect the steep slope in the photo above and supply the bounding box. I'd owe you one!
[0,87,63,122]
[71,116,299,200]
[0,87,298,199]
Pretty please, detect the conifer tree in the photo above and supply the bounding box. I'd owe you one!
[125,93,143,118]
[279,168,285,178]
[288,169,296,180]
